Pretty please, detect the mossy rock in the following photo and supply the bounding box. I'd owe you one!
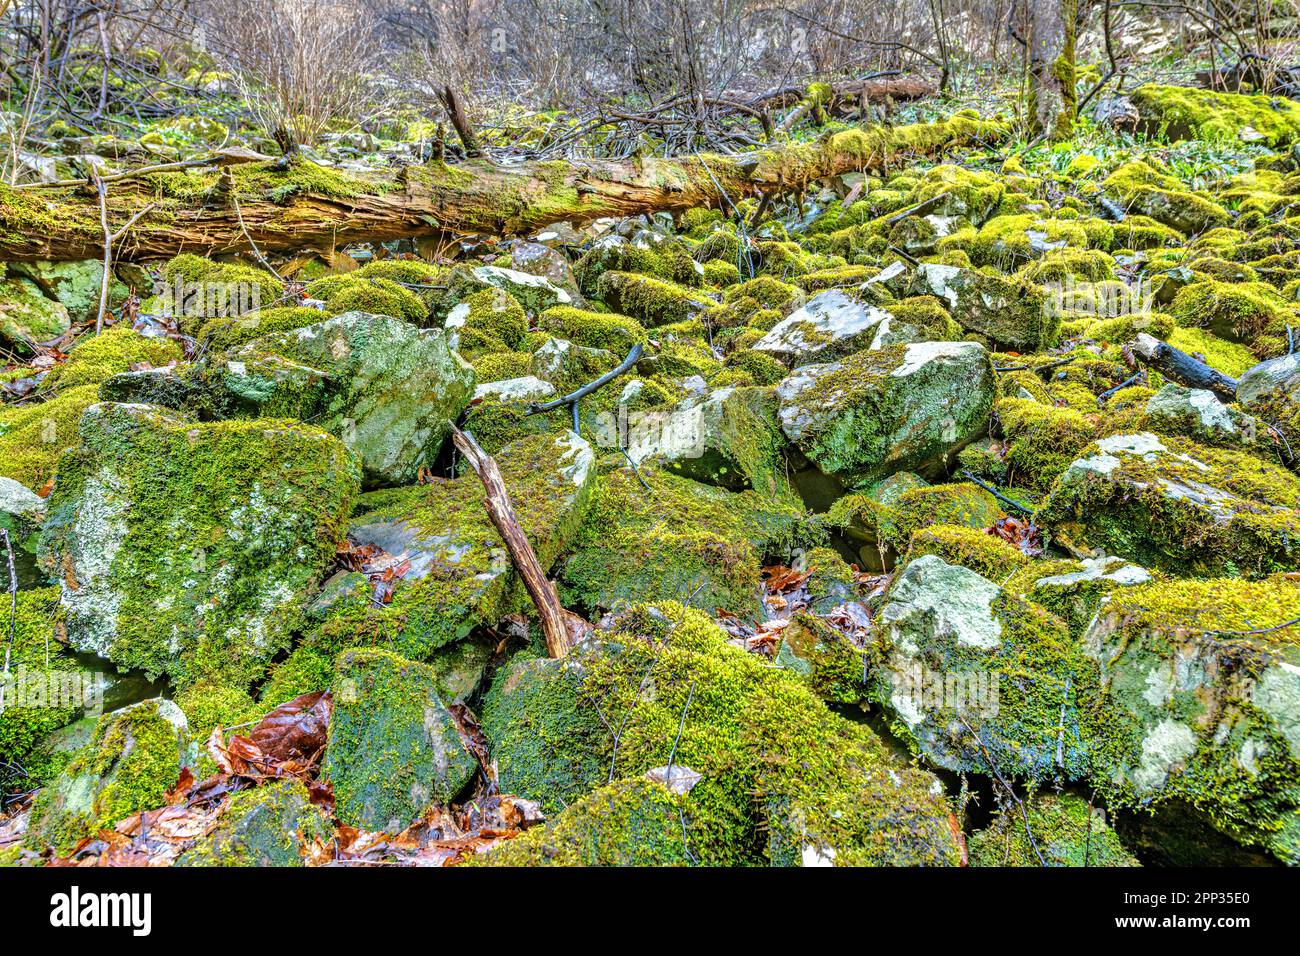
[1102,162,1230,235]
[1130,83,1300,147]
[536,305,646,353]
[304,274,428,325]
[217,312,475,487]
[623,385,788,493]
[472,778,692,866]
[996,396,1098,491]
[0,276,71,355]
[38,403,360,690]
[776,341,994,486]
[909,263,1056,350]
[9,259,128,325]
[40,325,181,391]
[1037,431,1300,576]
[26,699,188,854]
[878,481,1003,550]
[1004,554,1152,639]
[445,288,529,357]
[969,793,1139,867]
[324,648,477,831]
[904,523,1029,581]
[558,463,810,619]
[1170,279,1297,347]
[0,384,101,490]
[483,602,963,866]
[595,271,716,327]
[312,431,595,661]
[196,305,326,354]
[1082,576,1300,863]
[872,556,1109,782]
[177,779,331,866]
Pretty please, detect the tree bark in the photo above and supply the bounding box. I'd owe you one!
[1026,0,1077,140]
[0,114,1008,263]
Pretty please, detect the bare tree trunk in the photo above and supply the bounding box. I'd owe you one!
[1026,0,1076,139]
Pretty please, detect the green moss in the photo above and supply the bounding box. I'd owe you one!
[1038,432,1300,576]
[197,306,324,353]
[39,405,360,689]
[1129,83,1300,147]
[304,274,428,325]
[353,258,445,285]
[879,482,1003,550]
[905,524,1029,580]
[1020,248,1116,284]
[0,588,81,794]
[1085,576,1300,860]
[969,793,1138,866]
[178,779,330,866]
[996,397,1098,491]
[162,254,285,334]
[596,271,715,327]
[40,326,181,391]
[537,305,646,353]
[470,350,533,383]
[722,348,788,386]
[0,383,100,489]
[449,288,528,356]
[324,647,476,830]
[560,463,811,619]
[26,699,185,853]
[312,432,594,660]
[472,778,691,866]
[1103,162,1231,235]
[1170,279,1296,349]
[483,602,962,866]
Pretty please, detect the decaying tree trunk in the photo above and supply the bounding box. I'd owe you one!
[0,114,1008,262]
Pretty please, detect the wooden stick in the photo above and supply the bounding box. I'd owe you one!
[449,425,585,659]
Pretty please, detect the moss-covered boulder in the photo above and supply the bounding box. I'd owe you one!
[303,274,427,325]
[558,463,809,619]
[1036,431,1300,576]
[324,648,476,831]
[443,264,576,318]
[908,264,1056,350]
[509,240,586,306]
[776,341,993,486]
[1103,161,1230,235]
[872,555,1105,781]
[536,305,646,353]
[0,276,70,355]
[26,698,188,853]
[969,793,1139,867]
[9,259,128,325]
[1236,352,1300,455]
[1141,383,1265,451]
[40,325,182,392]
[177,779,330,866]
[1170,279,1296,347]
[473,778,692,866]
[0,475,44,587]
[313,431,595,660]
[623,385,788,493]
[596,271,717,326]
[217,312,474,487]
[38,403,360,689]
[1082,577,1300,863]
[750,288,895,365]
[1129,83,1300,147]
[1005,555,1152,638]
[482,602,963,866]
[445,288,529,357]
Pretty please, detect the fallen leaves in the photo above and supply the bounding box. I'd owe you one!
[988,515,1044,556]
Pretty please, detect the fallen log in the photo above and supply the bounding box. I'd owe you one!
[0,112,1008,262]
[1130,332,1239,401]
